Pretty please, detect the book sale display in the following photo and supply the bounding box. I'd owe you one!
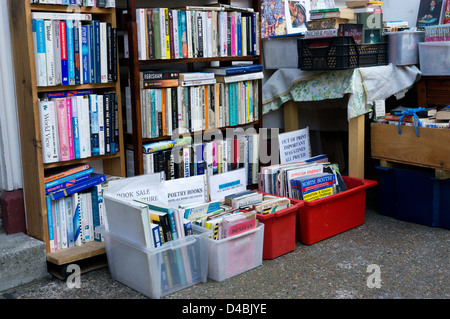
[6,0,449,301]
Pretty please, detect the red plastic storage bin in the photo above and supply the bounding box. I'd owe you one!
[256,193,304,259]
[296,176,377,245]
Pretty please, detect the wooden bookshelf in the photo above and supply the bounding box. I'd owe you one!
[8,0,126,267]
[122,0,263,176]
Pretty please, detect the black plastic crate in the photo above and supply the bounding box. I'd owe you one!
[297,36,389,70]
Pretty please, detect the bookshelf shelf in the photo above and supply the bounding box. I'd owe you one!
[37,82,118,93]
[8,0,126,266]
[124,0,263,176]
[43,153,122,170]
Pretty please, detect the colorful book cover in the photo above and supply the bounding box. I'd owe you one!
[55,98,70,161]
[180,10,188,58]
[65,98,75,160]
[39,99,59,163]
[81,25,90,83]
[60,20,69,85]
[45,167,94,188]
[89,94,100,156]
[66,20,75,85]
[46,195,57,252]
[50,173,106,200]
[45,172,91,194]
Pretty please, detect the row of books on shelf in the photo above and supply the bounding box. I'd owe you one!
[258,155,348,202]
[44,164,111,252]
[136,79,260,138]
[132,131,260,186]
[376,106,450,129]
[39,91,120,164]
[30,0,116,7]
[32,12,118,87]
[135,7,260,60]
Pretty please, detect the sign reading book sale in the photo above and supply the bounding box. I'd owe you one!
[278,127,311,164]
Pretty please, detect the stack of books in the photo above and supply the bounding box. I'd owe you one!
[135,6,259,60]
[38,90,120,164]
[30,0,116,8]
[347,1,384,43]
[305,6,360,40]
[379,106,450,129]
[140,131,260,186]
[258,155,348,201]
[181,198,258,241]
[44,164,109,252]
[32,12,118,87]
[131,66,262,139]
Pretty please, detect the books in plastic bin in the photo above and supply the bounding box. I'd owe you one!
[103,193,159,248]
[290,172,337,201]
[220,210,257,239]
[253,195,291,215]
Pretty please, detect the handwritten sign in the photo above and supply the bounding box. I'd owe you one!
[278,127,311,164]
[208,168,247,202]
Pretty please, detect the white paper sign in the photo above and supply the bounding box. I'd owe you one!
[208,168,248,202]
[278,127,311,164]
[104,172,165,203]
[163,175,208,208]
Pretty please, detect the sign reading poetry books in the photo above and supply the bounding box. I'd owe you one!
[278,127,311,164]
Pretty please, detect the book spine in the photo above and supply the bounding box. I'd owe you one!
[71,97,80,159]
[35,19,48,86]
[44,20,56,86]
[106,23,112,82]
[65,196,75,247]
[59,20,69,85]
[58,198,68,249]
[39,100,59,163]
[73,21,82,85]
[55,98,70,161]
[93,20,101,83]
[97,94,105,155]
[104,93,110,154]
[100,22,108,83]
[46,196,57,252]
[66,20,75,85]
[65,98,74,160]
[111,27,118,82]
[89,94,100,156]
[81,25,90,83]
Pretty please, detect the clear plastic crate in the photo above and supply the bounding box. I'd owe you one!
[419,42,450,75]
[207,224,264,282]
[98,225,211,299]
[387,31,424,65]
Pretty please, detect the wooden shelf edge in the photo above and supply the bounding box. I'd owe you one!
[43,153,122,169]
[37,82,118,93]
[47,241,106,266]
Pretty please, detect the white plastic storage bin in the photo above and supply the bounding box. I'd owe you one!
[387,31,424,65]
[207,224,264,282]
[98,225,211,299]
[263,36,302,69]
[419,42,450,75]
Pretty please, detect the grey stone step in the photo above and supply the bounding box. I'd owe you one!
[0,230,50,292]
